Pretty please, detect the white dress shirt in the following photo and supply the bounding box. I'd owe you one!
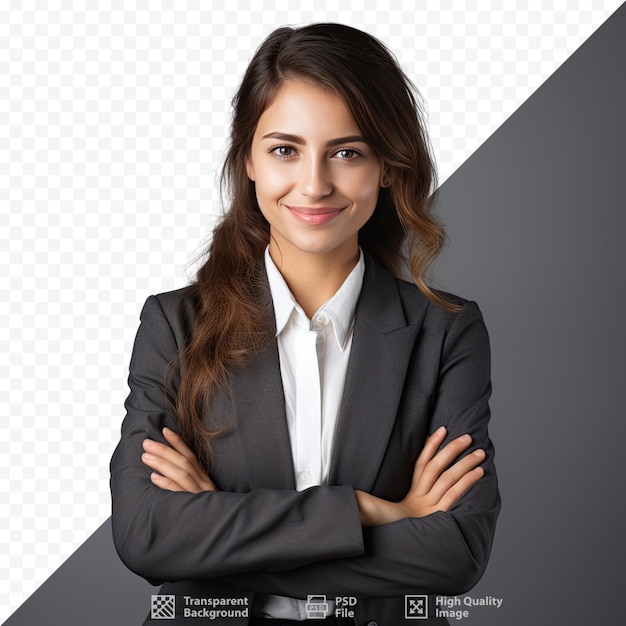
[252,247,365,620]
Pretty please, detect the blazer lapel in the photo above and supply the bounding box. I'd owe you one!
[229,324,296,491]
[329,260,427,491]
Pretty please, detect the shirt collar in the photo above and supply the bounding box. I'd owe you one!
[264,247,365,351]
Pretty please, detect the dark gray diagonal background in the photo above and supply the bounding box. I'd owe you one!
[432,3,626,623]
[4,4,625,625]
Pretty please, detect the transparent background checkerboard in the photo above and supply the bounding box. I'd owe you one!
[0,0,620,619]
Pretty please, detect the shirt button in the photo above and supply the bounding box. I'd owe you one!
[315,314,328,326]
[299,470,312,484]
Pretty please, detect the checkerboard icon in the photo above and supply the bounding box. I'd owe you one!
[151,595,176,619]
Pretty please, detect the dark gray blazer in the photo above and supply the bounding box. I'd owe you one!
[110,258,500,625]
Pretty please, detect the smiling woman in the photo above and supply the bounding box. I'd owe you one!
[110,23,500,626]
[246,80,385,315]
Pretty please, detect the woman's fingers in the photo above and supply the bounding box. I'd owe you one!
[402,429,486,516]
[148,471,189,492]
[413,426,448,470]
[162,427,198,462]
[141,448,204,492]
[411,429,475,496]
[427,448,485,505]
[436,466,485,512]
[141,429,217,493]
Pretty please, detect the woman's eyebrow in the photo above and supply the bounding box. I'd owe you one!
[261,131,368,147]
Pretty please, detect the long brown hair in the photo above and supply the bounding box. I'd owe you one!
[175,24,450,467]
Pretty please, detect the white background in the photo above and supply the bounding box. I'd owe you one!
[0,1,621,620]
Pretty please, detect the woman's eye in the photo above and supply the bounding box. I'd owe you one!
[335,149,359,159]
[271,146,296,158]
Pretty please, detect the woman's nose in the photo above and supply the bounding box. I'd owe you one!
[298,159,333,199]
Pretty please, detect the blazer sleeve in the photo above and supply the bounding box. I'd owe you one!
[109,294,364,584]
[227,301,500,598]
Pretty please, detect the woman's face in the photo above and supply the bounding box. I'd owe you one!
[246,79,384,265]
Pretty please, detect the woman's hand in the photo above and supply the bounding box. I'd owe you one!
[355,426,484,527]
[141,427,217,493]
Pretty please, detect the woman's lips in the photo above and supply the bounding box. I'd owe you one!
[286,205,345,225]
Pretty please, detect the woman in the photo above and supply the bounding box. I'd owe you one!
[110,23,500,625]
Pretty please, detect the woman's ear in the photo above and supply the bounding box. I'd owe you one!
[380,165,391,188]
[246,158,256,182]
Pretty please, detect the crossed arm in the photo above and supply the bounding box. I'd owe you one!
[141,425,486,527]
[137,424,491,598]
